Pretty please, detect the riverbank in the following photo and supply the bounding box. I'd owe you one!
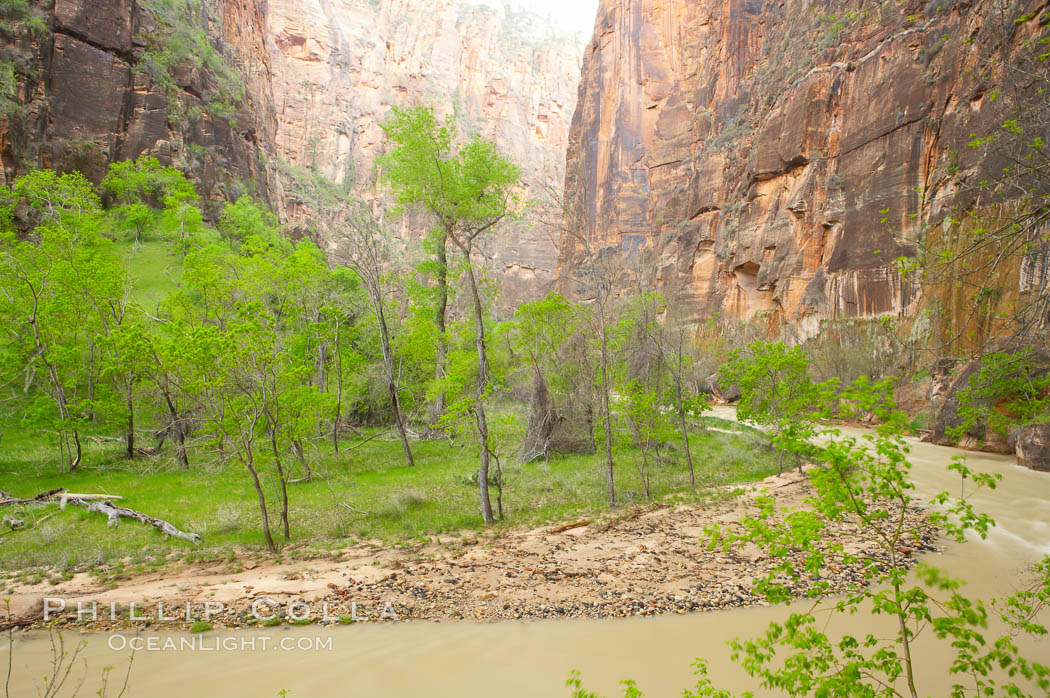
[6,469,939,630]
[5,432,1044,698]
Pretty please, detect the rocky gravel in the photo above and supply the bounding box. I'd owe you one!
[19,471,941,630]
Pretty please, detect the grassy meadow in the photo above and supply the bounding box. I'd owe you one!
[0,413,777,576]
[0,206,780,581]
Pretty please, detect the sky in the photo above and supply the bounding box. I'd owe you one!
[475,0,600,36]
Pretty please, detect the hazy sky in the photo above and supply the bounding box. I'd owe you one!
[476,0,599,35]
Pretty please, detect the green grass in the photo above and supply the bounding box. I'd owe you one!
[0,408,778,573]
[122,238,184,308]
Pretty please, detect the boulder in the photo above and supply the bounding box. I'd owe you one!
[1015,424,1050,472]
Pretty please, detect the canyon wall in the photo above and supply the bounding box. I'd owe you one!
[267,0,583,306]
[559,0,1042,335]
[0,0,582,309]
[0,0,277,211]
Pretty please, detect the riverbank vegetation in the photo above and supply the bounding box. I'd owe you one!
[0,102,1045,626]
[569,373,1050,698]
[0,107,795,570]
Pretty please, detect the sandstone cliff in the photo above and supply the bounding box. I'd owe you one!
[559,0,1043,334]
[0,0,584,307]
[0,0,277,210]
[267,0,582,306]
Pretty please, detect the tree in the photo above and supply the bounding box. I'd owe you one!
[952,350,1050,445]
[101,156,193,244]
[171,226,332,550]
[217,196,280,249]
[379,104,520,524]
[379,106,455,430]
[616,379,674,500]
[908,17,1050,441]
[544,167,634,507]
[0,170,126,471]
[720,342,820,475]
[142,317,198,468]
[916,15,1050,359]
[506,292,595,462]
[655,310,711,491]
[336,203,415,468]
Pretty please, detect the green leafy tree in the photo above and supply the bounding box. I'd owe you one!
[379,104,520,524]
[720,342,820,475]
[506,292,594,462]
[616,379,675,499]
[952,350,1050,444]
[379,106,456,429]
[336,203,415,468]
[171,227,331,549]
[0,170,126,471]
[609,293,676,499]
[655,314,711,490]
[141,317,199,468]
[101,156,194,243]
[217,196,280,249]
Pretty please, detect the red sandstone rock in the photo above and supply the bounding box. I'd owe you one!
[1015,424,1050,472]
[559,0,1037,333]
[267,0,582,307]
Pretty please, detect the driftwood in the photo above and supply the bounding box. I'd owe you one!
[548,519,592,534]
[1,516,24,529]
[61,497,201,545]
[58,493,124,506]
[0,488,199,545]
[0,488,67,506]
[0,617,35,632]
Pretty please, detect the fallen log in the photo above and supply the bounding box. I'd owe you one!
[0,488,67,506]
[548,519,592,535]
[0,617,35,632]
[61,497,201,545]
[57,493,124,506]
[0,488,199,545]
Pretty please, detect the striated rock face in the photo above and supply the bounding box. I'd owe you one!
[267,0,582,307]
[0,0,276,210]
[559,0,1040,333]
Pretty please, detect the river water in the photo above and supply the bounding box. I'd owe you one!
[5,421,1049,697]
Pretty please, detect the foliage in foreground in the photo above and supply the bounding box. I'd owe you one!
[569,383,1050,697]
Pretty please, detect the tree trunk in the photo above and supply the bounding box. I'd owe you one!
[675,379,695,490]
[333,326,343,456]
[493,451,504,521]
[293,438,311,482]
[174,426,189,469]
[428,231,449,430]
[270,427,291,541]
[597,308,615,507]
[124,387,136,460]
[70,429,82,472]
[374,297,415,467]
[463,259,494,524]
[162,391,189,469]
[244,449,276,553]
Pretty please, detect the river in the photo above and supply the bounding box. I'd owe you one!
[4,420,1049,697]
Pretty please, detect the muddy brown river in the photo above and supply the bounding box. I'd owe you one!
[5,420,1049,697]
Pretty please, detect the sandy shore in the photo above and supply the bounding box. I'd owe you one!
[6,470,940,630]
